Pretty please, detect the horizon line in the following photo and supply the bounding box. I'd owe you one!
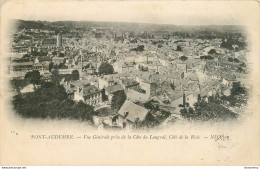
[12,19,245,27]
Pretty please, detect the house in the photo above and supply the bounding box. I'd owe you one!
[9,61,34,77]
[126,88,150,103]
[104,84,124,104]
[135,77,156,97]
[32,63,50,73]
[34,56,52,63]
[121,62,136,74]
[119,78,139,91]
[52,57,65,65]
[116,100,151,128]
[176,63,187,73]
[221,74,236,86]
[41,38,57,47]
[73,83,102,107]
[98,76,115,89]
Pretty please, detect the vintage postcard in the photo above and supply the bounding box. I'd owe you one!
[0,0,260,166]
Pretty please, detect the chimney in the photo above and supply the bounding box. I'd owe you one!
[124,112,129,118]
[78,87,82,93]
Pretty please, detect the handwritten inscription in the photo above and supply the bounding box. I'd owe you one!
[210,134,230,141]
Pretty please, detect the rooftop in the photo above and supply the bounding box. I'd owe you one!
[118,100,149,123]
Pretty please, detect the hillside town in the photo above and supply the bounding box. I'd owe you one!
[9,20,250,130]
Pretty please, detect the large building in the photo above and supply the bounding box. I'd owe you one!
[41,38,57,47]
[74,83,102,107]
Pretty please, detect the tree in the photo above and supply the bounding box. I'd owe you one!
[24,70,41,85]
[11,78,28,90]
[228,57,234,62]
[179,56,188,61]
[208,49,217,55]
[229,82,247,107]
[49,62,54,72]
[230,82,246,97]
[157,44,163,48]
[182,100,238,122]
[200,55,214,60]
[130,45,145,52]
[12,81,97,121]
[98,62,114,75]
[176,45,182,51]
[72,70,80,81]
[233,58,240,63]
[51,69,60,85]
[111,90,126,110]
[58,53,65,57]
[240,62,246,67]
[101,89,108,101]
[236,67,244,73]
[180,107,195,120]
[136,45,144,52]
[73,101,96,121]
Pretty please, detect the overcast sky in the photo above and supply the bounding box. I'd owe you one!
[2,0,259,25]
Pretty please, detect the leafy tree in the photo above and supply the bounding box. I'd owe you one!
[49,62,54,72]
[98,62,114,75]
[200,55,214,60]
[130,45,145,52]
[52,51,57,56]
[236,67,244,73]
[182,101,238,122]
[228,57,234,62]
[179,56,188,61]
[240,62,246,67]
[51,69,60,85]
[157,44,163,48]
[180,107,195,120]
[58,63,67,69]
[111,90,126,110]
[230,82,246,97]
[228,57,240,63]
[24,70,41,85]
[136,45,144,52]
[11,78,28,90]
[152,41,157,45]
[234,58,240,63]
[58,53,65,57]
[176,45,182,51]
[220,39,246,51]
[72,70,80,81]
[208,49,217,55]
[227,82,248,107]
[12,81,96,121]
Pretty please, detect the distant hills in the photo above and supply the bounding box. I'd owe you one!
[12,19,246,33]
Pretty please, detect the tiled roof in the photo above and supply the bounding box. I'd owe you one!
[83,85,100,96]
[121,78,139,87]
[118,100,149,123]
[105,84,123,94]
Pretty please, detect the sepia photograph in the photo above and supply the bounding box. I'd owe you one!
[0,0,259,166]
